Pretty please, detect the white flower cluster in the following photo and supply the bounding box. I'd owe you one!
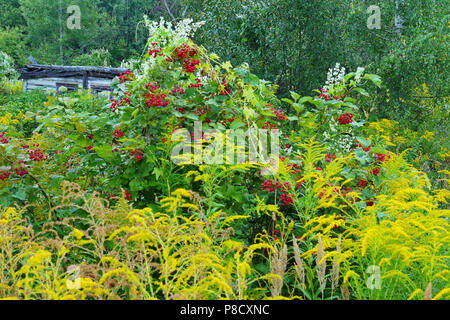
[0,51,18,80]
[337,134,355,153]
[355,67,365,83]
[323,63,346,91]
[323,117,355,153]
[144,16,205,45]
[323,131,354,154]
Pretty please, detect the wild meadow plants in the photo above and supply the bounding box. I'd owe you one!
[0,19,448,300]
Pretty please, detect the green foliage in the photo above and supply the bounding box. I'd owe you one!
[0,51,18,80]
[0,28,26,67]
[71,48,113,67]
[0,0,25,29]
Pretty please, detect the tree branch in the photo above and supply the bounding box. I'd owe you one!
[182,5,189,18]
[163,0,176,20]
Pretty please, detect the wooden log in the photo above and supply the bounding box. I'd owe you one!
[19,64,129,80]
[82,72,88,89]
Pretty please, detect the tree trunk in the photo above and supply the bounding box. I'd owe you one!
[59,0,64,64]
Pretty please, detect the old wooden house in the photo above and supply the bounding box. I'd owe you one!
[19,64,129,94]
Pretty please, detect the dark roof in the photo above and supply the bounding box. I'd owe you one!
[19,64,129,80]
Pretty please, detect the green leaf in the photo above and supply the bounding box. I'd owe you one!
[152,167,164,181]
[298,96,313,103]
[185,113,199,121]
[13,188,27,201]
[281,98,293,105]
[362,74,382,88]
[130,178,143,192]
[230,121,246,129]
[95,144,115,162]
[353,88,369,96]
[292,103,305,114]
[290,91,301,101]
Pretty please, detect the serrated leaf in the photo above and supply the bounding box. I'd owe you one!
[290,91,301,101]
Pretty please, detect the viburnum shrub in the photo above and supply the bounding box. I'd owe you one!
[81,18,286,204]
[13,18,286,209]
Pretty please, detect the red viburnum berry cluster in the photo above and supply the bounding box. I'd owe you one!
[11,160,30,177]
[143,82,169,107]
[14,166,29,177]
[366,198,376,207]
[122,92,131,105]
[262,122,278,131]
[172,45,200,72]
[145,82,159,92]
[0,132,10,144]
[171,84,185,98]
[371,167,380,176]
[280,193,294,206]
[287,163,301,174]
[218,79,230,95]
[109,99,119,112]
[113,130,124,138]
[148,43,163,58]
[318,89,331,100]
[124,190,132,201]
[356,179,368,189]
[338,113,354,125]
[27,147,47,162]
[188,78,204,88]
[0,170,12,181]
[319,185,354,203]
[174,44,197,60]
[374,153,388,162]
[106,192,116,199]
[194,107,211,116]
[110,94,131,112]
[325,153,336,162]
[287,163,304,191]
[267,104,287,121]
[354,139,371,152]
[273,229,280,240]
[220,116,235,126]
[118,70,134,83]
[144,93,169,107]
[183,58,200,73]
[318,89,345,101]
[131,149,143,162]
[260,179,296,206]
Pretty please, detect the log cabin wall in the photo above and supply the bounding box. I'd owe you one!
[19,64,129,94]
[22,77,116,93]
